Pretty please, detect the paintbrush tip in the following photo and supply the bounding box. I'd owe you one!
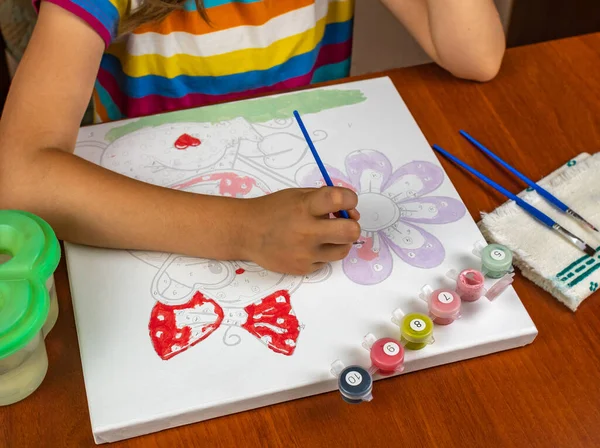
[585,245,597,257]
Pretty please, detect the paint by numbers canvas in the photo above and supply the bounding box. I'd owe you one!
[66,77,537,443]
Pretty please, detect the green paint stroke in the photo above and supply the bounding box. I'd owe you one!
[106,89,367,142]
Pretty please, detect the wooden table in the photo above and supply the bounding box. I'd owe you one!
[3,33,600,448]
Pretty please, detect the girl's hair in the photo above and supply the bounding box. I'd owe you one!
[119,0,208,35]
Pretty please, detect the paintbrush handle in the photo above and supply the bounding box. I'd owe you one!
[459,130,569,212]
[293,110,350,219]
[294,110,333,186]
[432,144,556,228]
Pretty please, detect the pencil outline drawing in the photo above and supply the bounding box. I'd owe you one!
[296,149,467,285]
[76,112,467,358]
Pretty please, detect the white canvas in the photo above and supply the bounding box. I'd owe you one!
[66,77,537,444]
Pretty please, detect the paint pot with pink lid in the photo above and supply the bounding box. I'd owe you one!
[447,269,516,302]
[362,333,404,376]
[446,268,487,302]
[419,285,461,325]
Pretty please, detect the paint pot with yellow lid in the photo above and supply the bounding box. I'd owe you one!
[391,308,434,350]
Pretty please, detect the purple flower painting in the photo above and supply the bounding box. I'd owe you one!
[296,150,466,285]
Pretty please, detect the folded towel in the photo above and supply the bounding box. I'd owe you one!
[478,153,600,311]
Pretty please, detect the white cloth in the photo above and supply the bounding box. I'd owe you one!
[478,153,600,311]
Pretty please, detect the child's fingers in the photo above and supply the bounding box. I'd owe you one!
[306,187,358,217]
[346,208,360,220]
[317,219,361,244]
[317,243,353,262]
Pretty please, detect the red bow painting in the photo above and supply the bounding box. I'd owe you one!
[149,290,300,360]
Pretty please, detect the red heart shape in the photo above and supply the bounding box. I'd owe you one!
[174,133,201,150]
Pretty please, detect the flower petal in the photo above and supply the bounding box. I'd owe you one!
[382,161,444,200]
[381,221,445,269]
[397,196,466,224]
[343,234,393,285]
[295,163,355,190]
[345,150,392,193]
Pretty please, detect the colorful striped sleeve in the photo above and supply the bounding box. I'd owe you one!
[34,0,129,47]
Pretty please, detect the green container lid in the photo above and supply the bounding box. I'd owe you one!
[0,210,61,359]
[481,243,513,278]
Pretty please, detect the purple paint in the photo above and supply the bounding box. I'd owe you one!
[297,150,466,285]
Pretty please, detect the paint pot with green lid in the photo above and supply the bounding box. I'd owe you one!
[473,240,514,279]
[391,308,434,350]
[0,210,61,405]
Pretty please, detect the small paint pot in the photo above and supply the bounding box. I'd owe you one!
[391,309,434,350]
[446,268,486,302]
[419,285,461,324]
[362,333,404,375]
[331,360,373,404]
[473,241,513,279]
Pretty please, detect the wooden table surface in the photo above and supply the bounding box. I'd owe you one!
[2,33,600,448]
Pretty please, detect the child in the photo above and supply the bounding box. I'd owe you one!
[0,0,505,275]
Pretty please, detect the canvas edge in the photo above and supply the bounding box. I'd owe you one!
[91,325,538,444]
[62,242,106,442]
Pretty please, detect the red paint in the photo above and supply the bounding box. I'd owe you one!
[174,133,201,150]
[149,292,223,361]
[357,237,378,261]
[235,268,245,275]
[242,290,300,356]
[370,337,404,375]
[173,172,270,197]
[148,290,299,360]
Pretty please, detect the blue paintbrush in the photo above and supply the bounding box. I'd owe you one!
[460,130,598,232]
[432,144,596,257]
[293,110,350,219]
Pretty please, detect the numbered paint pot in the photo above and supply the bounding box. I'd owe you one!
[391,309,434,350]
[0,210,61,406]
[446,268,486,302]
[362,333,404,375]
[419,285,461,324]
[330,360,373,404]
[473,241,513,279]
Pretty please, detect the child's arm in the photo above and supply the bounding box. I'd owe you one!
[381,0,506,81]
[0,2,360,275]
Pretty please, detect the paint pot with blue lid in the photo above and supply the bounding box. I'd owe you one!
[473,240,514,279]
[330,359,373,404]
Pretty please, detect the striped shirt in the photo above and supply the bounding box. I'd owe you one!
[37,0,354,123]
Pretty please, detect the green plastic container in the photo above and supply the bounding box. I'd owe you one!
[0,210,61,405]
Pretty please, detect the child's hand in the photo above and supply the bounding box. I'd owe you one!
[243,187,361,275]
